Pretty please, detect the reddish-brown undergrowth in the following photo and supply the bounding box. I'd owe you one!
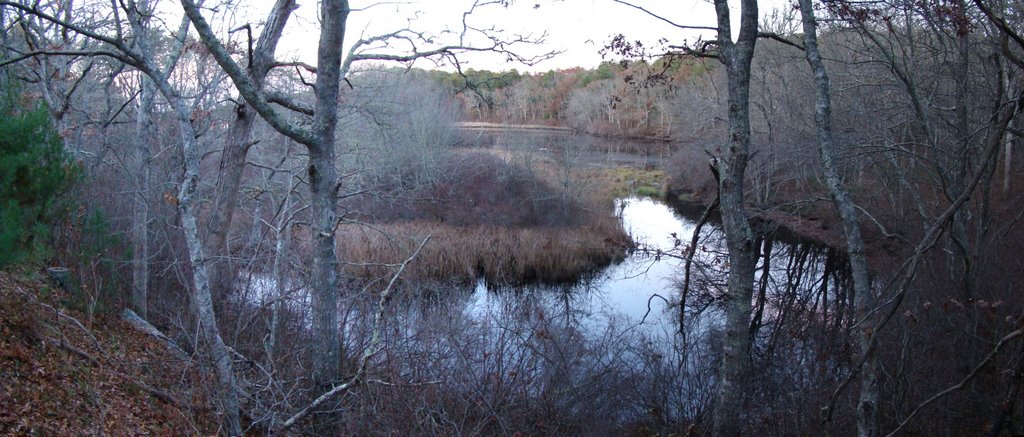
[0,270,216,435]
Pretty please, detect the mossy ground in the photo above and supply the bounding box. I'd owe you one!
[597,166,667,199]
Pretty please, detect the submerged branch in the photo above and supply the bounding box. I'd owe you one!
[680,159,721,336]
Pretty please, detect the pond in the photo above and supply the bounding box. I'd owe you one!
[457,126,675,169]
[244,194,850,359]
[470,196,700,341]
[467,195,851,352]
[235,130,857,427]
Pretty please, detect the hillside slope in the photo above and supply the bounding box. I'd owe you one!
[0,269,216,435]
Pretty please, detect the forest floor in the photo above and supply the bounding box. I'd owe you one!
[0,268,216,435]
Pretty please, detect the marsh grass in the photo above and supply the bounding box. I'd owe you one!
[338,210,631,283]
[334,147,644,284]
[591,166,666,199]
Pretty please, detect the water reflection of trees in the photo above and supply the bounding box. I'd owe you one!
[353,213,857,433]
[235,197,861,433]
[386,281,720,431]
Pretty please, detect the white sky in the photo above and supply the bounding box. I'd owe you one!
[210,0,784,73]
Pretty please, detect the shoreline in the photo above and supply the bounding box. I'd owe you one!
[456,121,674,142]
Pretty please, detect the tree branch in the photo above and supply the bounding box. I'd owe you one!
[178,0,316,146]
[0,49,120,68]
[884,326,1024,436]
[273,235,431,434]
[266,91,313,115]
[758,31,804,50]
[610,0,719,31]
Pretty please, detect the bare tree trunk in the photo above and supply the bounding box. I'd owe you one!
[797,1,879,435]
[131,75,154,319]
[1005,128,1014,192]
[267,213,290,362]
[128,6,243,432]
[1005,72,1015,193]
[204,0,296,303]
[204,105,256,298]
[175,130,244,436]
[308,0,349,389]
[710,0,760,434]
[130,42,245,437]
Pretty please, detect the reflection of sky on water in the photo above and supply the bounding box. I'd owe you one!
[245,194,841,354]
[470,196,719,342]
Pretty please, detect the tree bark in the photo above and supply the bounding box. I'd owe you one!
[797,1,879,435]
[308,0,349,389]
[204,0,296,303]
[709,0,760,434]
[131,74,154,319]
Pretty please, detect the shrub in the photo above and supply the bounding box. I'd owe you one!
[356,151,582,227]
[0,93,80,267]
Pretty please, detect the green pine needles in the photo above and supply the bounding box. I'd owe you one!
[0,92,80,267]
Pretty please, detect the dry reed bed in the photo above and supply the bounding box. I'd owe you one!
[337,211,631,284]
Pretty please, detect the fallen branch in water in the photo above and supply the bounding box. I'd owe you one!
[679,158,721,337]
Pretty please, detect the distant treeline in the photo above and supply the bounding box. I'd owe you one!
[420,58,720,139]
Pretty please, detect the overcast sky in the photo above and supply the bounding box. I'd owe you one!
[220,0,782,73]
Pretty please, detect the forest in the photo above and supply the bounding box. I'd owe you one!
[1,0,1023,435]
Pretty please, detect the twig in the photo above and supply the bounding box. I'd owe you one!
[121,308,190,361]
[854,204,908,243]
[46,335,100,366]
[273,235,432,434]
[884,325,1024,436]
[640,293,670,325]
[609,0,719,31]
[15,284,105,353]
[680,158,721,335]
[129,380,183,407]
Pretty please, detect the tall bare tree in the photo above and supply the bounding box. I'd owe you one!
[181,0,350,392]
[130,0,160,320]
[705,0,761,433]
[203,0,295,305]
[796,1,878,435]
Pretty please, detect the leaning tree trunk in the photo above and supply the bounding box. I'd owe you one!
[124,48,244,437]
[130,6,243,432]
[710,0,761,434]
[141,54,244,433]
[173,114,244,436]
[204,104,256,299]
[797,1,879,435]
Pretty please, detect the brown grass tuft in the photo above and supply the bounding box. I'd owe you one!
[337,210,631,284]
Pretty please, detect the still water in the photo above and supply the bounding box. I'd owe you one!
[466,195,848,348]
[470,196,703,341]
